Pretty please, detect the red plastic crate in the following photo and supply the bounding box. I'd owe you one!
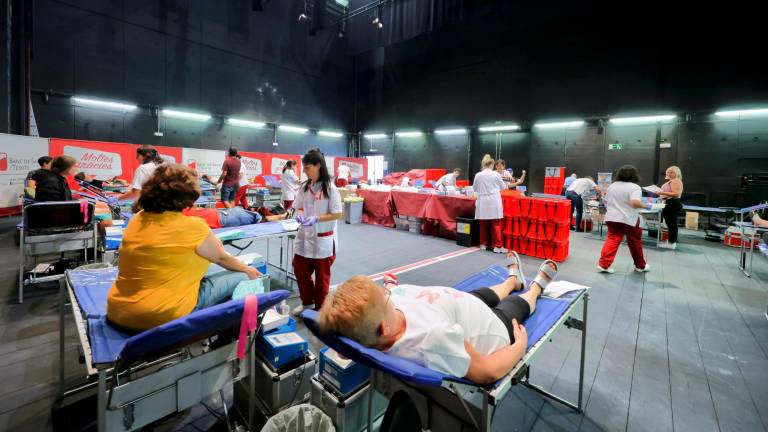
[425,169,447,183]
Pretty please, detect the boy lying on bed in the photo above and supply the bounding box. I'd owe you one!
[182,206,288,229]
[318,252,558,384]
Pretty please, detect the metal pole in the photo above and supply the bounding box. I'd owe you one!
[577,294,589,412]
[58,275,66,397]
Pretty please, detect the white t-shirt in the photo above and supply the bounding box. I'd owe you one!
[238,167,249,188]
[435,173,456,190]
[293,182,343,259]
[337,165,351,181]
[281,170,299,201]
[131,162,158,191]
[604,181,642,226]
[566,178,596,195]
[386,284,510,377]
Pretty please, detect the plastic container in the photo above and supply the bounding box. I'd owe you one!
[553,240,569,262]
[456,217,479,247]
[344,201,363,224]
[407,216,422,234]
[394,216,409,231]
[556,200,571,222]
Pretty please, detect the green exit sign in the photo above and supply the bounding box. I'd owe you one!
[609,143,622,150]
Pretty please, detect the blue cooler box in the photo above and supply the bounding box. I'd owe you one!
[256,331,308,370]
[319,347,372,396]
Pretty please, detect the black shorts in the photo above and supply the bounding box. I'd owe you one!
[470,288,531,343]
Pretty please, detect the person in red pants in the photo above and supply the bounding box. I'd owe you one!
[234,158,250,208]
[281,160,299,210]
[598,165,652,273]
[473,154,509,253]
[291,149,343,315]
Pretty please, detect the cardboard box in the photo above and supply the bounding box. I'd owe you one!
[685,211,699,230]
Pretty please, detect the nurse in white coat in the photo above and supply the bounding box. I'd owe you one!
[474,154,509,253]
[281,160,300,210]
[291,149,343,315]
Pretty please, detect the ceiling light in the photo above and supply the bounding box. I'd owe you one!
[478,124,519,132]
[318,130,344,138]
[227,118,266,128]
[434,128,468,135]
[364,133,387,139]
[534,120,585,129]
[609,115,676,125]
[279,124,309,134]
[161,109,211,121]
[71,96,137,111]
[715,108,768,118]
[395,131,423,138]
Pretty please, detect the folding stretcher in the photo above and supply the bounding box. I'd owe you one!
[60,265,290,431]
[682,203,768,240]
[302,265,589,431]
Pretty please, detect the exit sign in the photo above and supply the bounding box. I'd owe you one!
[608,143,622,150]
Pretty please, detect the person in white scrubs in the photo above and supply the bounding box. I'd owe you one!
[281,160,300,210]
[118,145,164,202]
[336,163,352,187]
[474,155,509,253]
[291,149,343,315]
[495,159,526,188]
[435,168,462,191]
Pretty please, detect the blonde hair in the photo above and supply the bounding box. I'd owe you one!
[318,276,387,347]
[481,154,495,169]
[667,165,682,181]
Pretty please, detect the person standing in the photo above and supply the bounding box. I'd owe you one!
[25,156,52,199]
[657,166,684,250]
[565,176,598,231]
[281,160,300,210]
[597,165,651,273]
[434,168,462,191]
[494,160,525,188]
[474,155,508,254]
[336,163,352,188]
[562,173,578,194]
[31,156,77,202]
[291,149,343,314]
[118,145,164,202]
[234,155,250,209]
[216,148,241,208]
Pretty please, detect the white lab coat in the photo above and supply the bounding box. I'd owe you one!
[281,169,299,201]
[435,173,456,190]
[473,169,507,220]
[293,182,342,259]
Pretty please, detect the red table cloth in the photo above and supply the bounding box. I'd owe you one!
[357,189,395,228]
[422,194,477,239]
[391,191,430,217]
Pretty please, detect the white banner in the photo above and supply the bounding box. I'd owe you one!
[182,148,226,178]
[271,156,291,175]
[0,133,49,211]
[240,156,263,177]
[64,145,123,177]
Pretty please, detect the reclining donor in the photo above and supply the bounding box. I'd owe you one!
[318,252,558,384]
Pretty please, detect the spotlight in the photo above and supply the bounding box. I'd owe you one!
[298,13,311,22]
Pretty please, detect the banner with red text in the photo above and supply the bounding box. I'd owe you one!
[0,133,50,215]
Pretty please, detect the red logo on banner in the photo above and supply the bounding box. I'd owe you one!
[0,153,7,171]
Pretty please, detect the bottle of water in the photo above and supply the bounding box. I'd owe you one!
[277,300,288,316]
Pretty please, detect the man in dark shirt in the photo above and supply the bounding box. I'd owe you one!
[24,156,52,198]
[217,148,241,208]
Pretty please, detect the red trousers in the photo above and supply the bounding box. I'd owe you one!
[283,200,293,210]
[479,219,503,248]
[599,221,646,269]
[235,186,248,208]
[292,248,336,309]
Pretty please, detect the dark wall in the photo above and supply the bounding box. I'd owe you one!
[30,0,352,155]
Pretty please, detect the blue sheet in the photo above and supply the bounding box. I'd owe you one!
[302,265,585,388]
[212,220,297,240]
[68,266,289,365]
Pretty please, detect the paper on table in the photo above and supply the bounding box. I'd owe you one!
[281,221,300,231]
[542,280,589,298]
[643,185,663,194]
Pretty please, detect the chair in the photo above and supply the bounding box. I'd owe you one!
[18,201,97,302]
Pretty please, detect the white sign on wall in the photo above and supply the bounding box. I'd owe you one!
[64,145,123,177]
[271,157,291,175]
[0,133,50,211]
[339,160,364,178]
[182,148,226,178]
[240,156,263,178]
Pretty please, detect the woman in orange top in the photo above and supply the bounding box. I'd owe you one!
[107,164,261,331]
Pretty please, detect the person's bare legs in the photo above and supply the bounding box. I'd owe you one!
[488,252,524,300]
[517,261,557,314]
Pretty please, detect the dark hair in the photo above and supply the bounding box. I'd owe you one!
[283,160,297,173]
[136,145,164,165]
[495,159,505,167]
[38,156,52,167]
[137,164,201,213]
[74,172,86,181]
[615,165,640,183]
[228,147,238,157]
[51,156,77,175]
[301,149,331,197]
[453,168,462,174]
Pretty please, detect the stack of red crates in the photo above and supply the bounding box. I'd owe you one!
[543,167,566,195]
[501,195,571,262]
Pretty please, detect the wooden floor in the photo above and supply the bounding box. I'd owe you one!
[0,217,766,431]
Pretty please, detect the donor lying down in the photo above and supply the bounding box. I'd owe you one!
[318,252,558,384]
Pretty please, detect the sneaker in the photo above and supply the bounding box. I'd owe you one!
[479,244,487,250]
[597,266,615,274]
[634,264,651,272]
[493,247,502,253]
[498,247,509,254]
[668,242,677,250]
[292,304,313,316]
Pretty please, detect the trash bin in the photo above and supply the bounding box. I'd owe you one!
[344,198,364,225]
[456,217,479,247]
[260,403,335,432]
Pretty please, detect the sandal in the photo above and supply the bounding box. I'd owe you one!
[506,251,526,291]
[532,260,558,297]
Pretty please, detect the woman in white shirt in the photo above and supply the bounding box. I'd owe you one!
[495,160,526,189]
[291,149,343,314]
[474,155,508,253]
[597,165,651,273]
[336,164,351,187]
[435,168,462,191]
[118,145,164,202]
[281,160,300,210]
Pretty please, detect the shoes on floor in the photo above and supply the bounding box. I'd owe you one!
[634,264,651,272]
[597,266,615,274]
[659,241,677,250]
[493,247,509,254]
[479,244,487,250]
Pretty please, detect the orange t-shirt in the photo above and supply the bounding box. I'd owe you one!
[107,211,212,331]
[182,207,222,228]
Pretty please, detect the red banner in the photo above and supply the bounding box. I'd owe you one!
[335,157,368,181]
[50,139,136,188]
